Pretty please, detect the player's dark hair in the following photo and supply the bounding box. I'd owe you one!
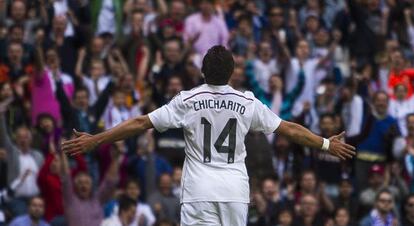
[118,195,137,213]
[201,45,234,85]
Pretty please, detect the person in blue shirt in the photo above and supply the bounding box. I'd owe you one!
[9,196,50,226]
[127,130,173,201]
[350,91,405,191]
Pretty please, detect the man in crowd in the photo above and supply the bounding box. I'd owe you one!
[359,189,399,226]
[101,195,137,226]
[9,196,49,226]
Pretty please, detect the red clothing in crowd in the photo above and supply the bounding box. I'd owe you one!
[388,68,414,98]
[37,153,87,222]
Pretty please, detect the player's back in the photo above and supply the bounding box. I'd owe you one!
[180,84,256,203]
[149,84,281,203]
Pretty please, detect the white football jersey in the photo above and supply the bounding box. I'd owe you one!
[148,84,282,203]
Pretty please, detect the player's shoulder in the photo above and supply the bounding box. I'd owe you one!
[179,84,205,101]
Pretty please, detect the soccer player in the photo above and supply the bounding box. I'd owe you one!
[62,46,355,226]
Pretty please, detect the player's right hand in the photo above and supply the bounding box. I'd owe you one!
[327,132,356,160]
[61,129,98,156]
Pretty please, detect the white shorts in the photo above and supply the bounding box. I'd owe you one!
[180,202,248,226]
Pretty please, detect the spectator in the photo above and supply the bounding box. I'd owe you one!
[333,207,351,226]
[332,179,358,223]
[92,0,124,37]
[32,113,61,155]
[128,130,173,200]
[402,194,414,226]
[183,0,229,57]
[37,142,87,223]
[101,195,137,226]
[45,15,80,76]
[158,0,186,36]
[0,81,28,133]
[55,78,114,134]
[106,179,156,226]
[148,173,180,223]
[250,41,280,94]
[151,38,185,104]
[261,176,294,225]
[353,91,404,190]
[313,113,344,197]
[358,164,401,218]
[0,41,33,83]
[60,141,120,226]
[385,160,409,204]
[31,46,74,126]
[171,167,182,198]
[337,78,364,138]
[152,75,185,166]
[287,35,339,118]
[229,15,254,56]
[296,170,335,214]
[0,148,7,225]
[277,208,295,226]
[0,98,43,216]
[359,189,399,226]
[389,84,414,136]
[405,114,414,192]
[228,65,246,92]
[2,1,47,44]
[75,54,111,105]
[348,0,388,61]
[294,194,324,226]
[103,89,141,129]
[120,10,150,82]
[261,5,298,52]
[247,189,267,226]
[384,49,414,99]
[8,196,49,226]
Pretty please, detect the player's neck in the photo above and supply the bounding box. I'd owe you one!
[206,83,228,88]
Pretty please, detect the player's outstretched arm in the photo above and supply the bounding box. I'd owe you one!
[275,121,356,160]
[62,115,153,156]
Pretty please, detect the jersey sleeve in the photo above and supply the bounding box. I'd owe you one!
[148,94,186,132]
[250,97,282,134]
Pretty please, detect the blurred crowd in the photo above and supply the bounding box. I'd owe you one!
[2,0,414,226]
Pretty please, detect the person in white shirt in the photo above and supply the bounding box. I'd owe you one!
[62,45,355,226]
[108,179,156,226]
[75,57,111,105]
[339,78,364,137]
[253,41,280,93]
[103,89,141,129]
[101,196,137,226]
[389,84,414,136]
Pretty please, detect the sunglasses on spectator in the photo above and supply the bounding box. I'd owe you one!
[379,199,393,204]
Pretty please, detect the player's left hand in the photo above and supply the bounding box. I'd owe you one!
[61,129,98,156]
[327,132,356,160]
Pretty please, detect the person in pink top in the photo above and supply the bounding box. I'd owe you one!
[31,47,74,126]
[183,0,229,57]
